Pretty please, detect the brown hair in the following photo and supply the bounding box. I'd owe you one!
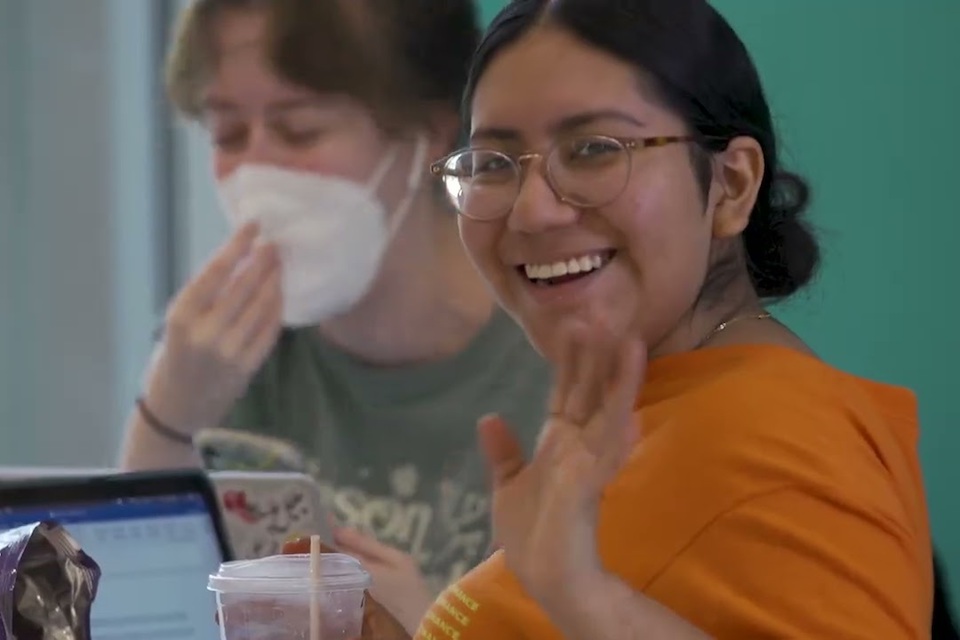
[165,0,480,133]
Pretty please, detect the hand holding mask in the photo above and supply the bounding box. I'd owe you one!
[140,136,427,437]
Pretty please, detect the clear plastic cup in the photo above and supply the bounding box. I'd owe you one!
[209,553,370,639]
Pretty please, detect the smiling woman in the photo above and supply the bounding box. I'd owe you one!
[416,0,932,639]
[443,7,820,361]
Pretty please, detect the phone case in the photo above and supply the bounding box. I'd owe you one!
[194,428,309,473]
[209,471,334,560]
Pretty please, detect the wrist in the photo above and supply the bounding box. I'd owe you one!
[142,370,206,436]
[540,568,624,640]
[535,567,619,622]
[543,569,711,640]
[136,396,194,446]
[516,515,604,611]
[139,370,208,441]
[396,598,432,637]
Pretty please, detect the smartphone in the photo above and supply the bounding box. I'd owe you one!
[209,470,335,560]
[194,428,309,474]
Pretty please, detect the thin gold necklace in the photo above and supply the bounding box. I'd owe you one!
[698,311,772,348]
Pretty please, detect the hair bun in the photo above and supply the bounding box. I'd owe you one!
[769,171,809,223]
[744,171,820,299]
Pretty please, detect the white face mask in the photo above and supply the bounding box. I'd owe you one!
[216,136,428,327]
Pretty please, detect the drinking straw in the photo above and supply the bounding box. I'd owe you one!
[309,535,322,640]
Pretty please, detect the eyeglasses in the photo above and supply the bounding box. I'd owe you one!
[430,134,695,221]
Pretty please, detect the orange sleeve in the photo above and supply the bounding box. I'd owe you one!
[645,487,931,640]
[414,563,555,640]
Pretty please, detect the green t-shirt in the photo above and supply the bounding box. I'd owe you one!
[222,310,551,592]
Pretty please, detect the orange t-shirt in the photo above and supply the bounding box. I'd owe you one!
[415,344,932,640]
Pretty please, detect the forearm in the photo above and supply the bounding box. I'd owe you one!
[119,409,203,471]
[120,348,204,471]
[546,571,711,640]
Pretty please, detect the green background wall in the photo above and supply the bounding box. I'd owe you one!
[478,0,960,607]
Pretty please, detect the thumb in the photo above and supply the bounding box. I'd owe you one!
[477,414,526,487]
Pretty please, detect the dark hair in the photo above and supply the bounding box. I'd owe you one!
[464,0,820,300]
[167,0,481,133]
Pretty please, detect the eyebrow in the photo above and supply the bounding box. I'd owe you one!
[200,96,238,113]
[470,109,646,143]
[200,97,328,115]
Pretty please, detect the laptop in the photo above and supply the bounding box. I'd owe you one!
[0,470,232,640]
[0,465,115,479]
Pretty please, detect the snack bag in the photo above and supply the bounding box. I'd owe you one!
[0,521,101,640]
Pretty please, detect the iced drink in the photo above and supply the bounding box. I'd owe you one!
[209,553,370,639]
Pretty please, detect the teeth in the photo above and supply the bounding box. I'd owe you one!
[523,252,610,281]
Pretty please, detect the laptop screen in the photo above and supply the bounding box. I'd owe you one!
[0,491,223,640]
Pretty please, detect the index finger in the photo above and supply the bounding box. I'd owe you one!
[179,223,260,311]
[595,337,646,451]
[334,528,407,565]
[548,321,585,417]
[610,337,646,420]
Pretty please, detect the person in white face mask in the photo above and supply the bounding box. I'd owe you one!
[119,0,551,633]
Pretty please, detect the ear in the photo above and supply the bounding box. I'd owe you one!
[709,136,765,239]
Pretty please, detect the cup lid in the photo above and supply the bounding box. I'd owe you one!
[208,553,371,594]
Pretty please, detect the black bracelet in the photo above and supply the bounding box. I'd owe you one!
[136,397,194,446]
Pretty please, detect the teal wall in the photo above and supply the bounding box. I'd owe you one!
[479,0,960,607]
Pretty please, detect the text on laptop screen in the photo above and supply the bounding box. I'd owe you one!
[0,493,222,640]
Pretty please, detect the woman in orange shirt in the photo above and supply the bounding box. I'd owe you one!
[407,0,933,638]
[285,0,932,637]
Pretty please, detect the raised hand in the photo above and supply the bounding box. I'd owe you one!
[478,321,645,610]
[143,222,282,435]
